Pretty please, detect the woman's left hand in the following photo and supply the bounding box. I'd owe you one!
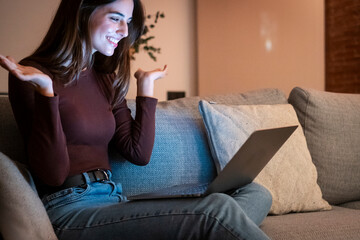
[134,65,168,97]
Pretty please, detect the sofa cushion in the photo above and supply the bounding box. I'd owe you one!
[198,101,331,215]
[262,206,360,240]
[289,87,360,205]
[110,88,288,196]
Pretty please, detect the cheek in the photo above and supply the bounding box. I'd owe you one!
[90,18,112,35]
[97,22,116,35]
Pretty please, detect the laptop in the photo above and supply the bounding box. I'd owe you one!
[128,125,298,201]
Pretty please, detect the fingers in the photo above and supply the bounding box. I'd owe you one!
[0,55,18,72]
[153,65,168,73]
[153,64,168,80]
[6,56,16,63]
[161,64,168,76]
[149,64,168,77]
[0,55,8,70]
[6,56,18,71]
[134,65,168,81]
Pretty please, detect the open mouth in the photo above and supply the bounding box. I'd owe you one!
[106,36,119,48]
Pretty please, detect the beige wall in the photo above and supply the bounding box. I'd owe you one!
[0,0,59,93]
[0,0,324,97]
[128,0,197,100]
[197,0,325,96]
[0,0,197,101]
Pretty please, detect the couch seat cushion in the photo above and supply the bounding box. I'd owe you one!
[262,206,360,240]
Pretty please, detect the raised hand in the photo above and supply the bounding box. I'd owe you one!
[134,65,168,97]
[0,55,54,97]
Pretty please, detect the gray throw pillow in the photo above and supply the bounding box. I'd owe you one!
[289,87,360,205]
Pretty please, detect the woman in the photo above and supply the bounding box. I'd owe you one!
[0,0,272,239]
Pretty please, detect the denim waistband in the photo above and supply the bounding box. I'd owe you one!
[39,170,114,198]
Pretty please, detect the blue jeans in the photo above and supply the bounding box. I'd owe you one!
[42,171,272,240]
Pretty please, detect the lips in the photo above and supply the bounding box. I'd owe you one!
[106,36,120,48]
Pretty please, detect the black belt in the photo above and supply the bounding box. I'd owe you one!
[60,169,109,189]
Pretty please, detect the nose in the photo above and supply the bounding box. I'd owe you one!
[116,20,128,38]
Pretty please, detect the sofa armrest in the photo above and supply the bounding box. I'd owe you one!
[0,152,57,240]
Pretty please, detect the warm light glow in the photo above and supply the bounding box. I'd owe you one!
[260,12,276,53]
[265,39,273,52]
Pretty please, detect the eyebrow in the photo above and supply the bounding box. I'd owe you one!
[109,11,132,21]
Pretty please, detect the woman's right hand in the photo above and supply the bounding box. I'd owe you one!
[0,55,54,97]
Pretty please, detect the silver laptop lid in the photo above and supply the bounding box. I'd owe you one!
[205,125,298,195]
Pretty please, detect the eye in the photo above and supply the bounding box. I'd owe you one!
[110,17,120,22]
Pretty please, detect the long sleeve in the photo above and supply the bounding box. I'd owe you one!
[8,72,70,186]
[112,96,157,166]
[8,60,157,187]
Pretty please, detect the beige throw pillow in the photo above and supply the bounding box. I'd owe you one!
[198,101,331,215]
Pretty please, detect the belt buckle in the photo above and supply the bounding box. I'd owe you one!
[96,169,109,182]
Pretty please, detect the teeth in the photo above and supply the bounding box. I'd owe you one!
[107,37,119,44]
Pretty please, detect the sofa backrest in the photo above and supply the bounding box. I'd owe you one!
[0,95,26,163]
[0,89,289,197]
[110,89,288,196]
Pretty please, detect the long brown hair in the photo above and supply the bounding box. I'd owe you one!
[27,0,145,107]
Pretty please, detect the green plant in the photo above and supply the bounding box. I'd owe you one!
[131,11,165,62]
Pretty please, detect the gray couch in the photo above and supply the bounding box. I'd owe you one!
[0,87,359,239]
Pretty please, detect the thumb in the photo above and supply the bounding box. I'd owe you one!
[6,56,17,63]
[134,68,143,79]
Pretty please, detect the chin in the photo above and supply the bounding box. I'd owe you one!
[102,51,115,57]
[96,48,115,57]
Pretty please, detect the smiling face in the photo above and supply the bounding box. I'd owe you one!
[89,0,134,56]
